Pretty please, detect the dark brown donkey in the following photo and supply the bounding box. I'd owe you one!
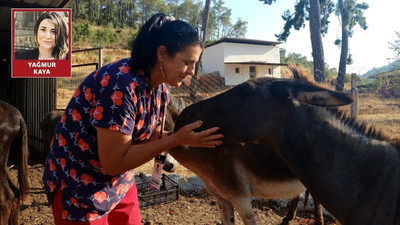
[0,100,29,225]
[165,93,325,225]
[40,110,64,159]
[170,69,399,225]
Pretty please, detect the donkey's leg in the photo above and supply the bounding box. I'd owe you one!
[0,176,14,225]
[8,197,19,225]
[281,196,300,225]
[313,199,324,225]
[214,195,236,225]
[8,175,20,225]
[231,197,257,225]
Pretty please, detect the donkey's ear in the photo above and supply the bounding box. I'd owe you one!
[277,80,354,107]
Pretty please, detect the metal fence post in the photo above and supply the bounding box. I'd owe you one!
[99,47,102,68]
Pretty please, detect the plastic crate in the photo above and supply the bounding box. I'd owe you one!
[136,174,179,209]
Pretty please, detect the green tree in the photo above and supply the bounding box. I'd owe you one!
[259,0,334,82]
[166,0,181,19]
[72,23,92,42]
[176,0,203,27]
[389,31,400,61]
[335,0,368,91]
[137,0,169,25]
[93,27,118,46]
[226,18,248,38]
[388,31,400,93]
[210,0,232,40]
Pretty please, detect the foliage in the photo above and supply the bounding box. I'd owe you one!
[281,51,313,69]
[72,0,247,44]
[226,18,248,38]
[258,0,335,82]
[72,23,91,42]
[325,67,338,80]
[208,0,232,40]
[92,28,118,46]
[393,72,400,91]
[280,48,341,81]
[389,31,400,60]
[262,0,335,42]
[335,0,368,37]
[359,65,400,97]
[335,0,368,91]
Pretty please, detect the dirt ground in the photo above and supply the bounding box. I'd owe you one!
[10,93,400,225]
[14,163,336,225]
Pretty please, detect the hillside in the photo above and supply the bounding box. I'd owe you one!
[361,59,400,77]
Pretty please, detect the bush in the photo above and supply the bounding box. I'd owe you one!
[72,23,91,42]
[92,28,118,46]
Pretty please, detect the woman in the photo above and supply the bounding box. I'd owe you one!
[15,11,68,60]
[42,13,223,225]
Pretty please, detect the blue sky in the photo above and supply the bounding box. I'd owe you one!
[227,0,400,75]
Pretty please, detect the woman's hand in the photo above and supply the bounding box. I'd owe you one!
[171,120,223,148]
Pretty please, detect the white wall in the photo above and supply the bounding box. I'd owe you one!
[202,41,282,85]
[224,64,281,85]
[225,64,248,85]
[223,42,280,64]
[202,44,225,77]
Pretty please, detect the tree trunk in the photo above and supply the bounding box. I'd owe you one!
[190,0,211,101]
[74,0,79,18]
[336,0,348,91]
[88,0,92,22]
[117,0,122,27]
[309,0,326,82]
[98,1,103,25]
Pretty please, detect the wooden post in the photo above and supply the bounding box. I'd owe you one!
[351,73,358,119]
[98,47,102,68]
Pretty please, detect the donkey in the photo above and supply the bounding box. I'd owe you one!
[40,110,64,159]
[164,69,326,225]
[0,100,29,225]
[170,70,399,225]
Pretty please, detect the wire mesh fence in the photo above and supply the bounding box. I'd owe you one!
[57,48,400,125]
[56,63,98,109]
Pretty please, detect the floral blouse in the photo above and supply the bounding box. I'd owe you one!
[42,57,170,221]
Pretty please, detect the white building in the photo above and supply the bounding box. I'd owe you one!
[201,38,285,85]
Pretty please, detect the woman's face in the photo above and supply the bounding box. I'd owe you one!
[36,19,56,51]
[162,45,202,87]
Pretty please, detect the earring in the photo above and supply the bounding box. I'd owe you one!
[160,62,165,79]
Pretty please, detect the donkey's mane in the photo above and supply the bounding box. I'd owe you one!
[289,63,397,146]
[328,107,389,141]
[289,63,313,82]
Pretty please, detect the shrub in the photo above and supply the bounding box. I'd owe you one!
[72,23,91,42]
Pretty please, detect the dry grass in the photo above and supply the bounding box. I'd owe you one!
[356,92,400,139]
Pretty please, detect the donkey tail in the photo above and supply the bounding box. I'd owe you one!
[14,117,29,201]
[303,190,310,207]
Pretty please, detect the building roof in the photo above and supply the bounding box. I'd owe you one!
[205,37,282,48]
[0,0,74,60]
[225,61,288,66]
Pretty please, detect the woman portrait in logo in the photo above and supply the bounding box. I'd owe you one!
[14,11,69,60]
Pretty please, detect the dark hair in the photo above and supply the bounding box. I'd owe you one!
[131,13,201,72]
[34,11,68,59]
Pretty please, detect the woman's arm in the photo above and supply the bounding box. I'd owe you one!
[96,120,222,175]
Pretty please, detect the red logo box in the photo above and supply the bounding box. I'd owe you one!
[11,8,72,78]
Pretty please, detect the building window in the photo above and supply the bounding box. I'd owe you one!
[268,68,272,75]
[250,66,256,78]
[235,67,240,73]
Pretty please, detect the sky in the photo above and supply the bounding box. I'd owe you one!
[227,0,400,75]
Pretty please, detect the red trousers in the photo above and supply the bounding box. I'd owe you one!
[52,184,141,225]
